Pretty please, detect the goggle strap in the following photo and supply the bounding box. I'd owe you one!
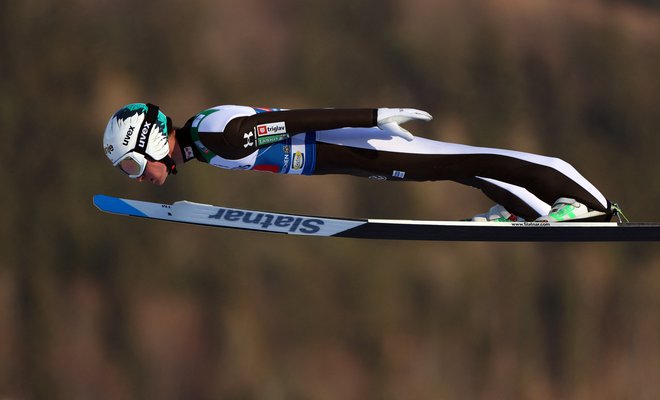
[161,155,178,175]
[116,153,147,178]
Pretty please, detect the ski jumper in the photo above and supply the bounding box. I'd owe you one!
[175,105,609,220]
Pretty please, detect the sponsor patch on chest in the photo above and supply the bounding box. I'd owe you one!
[256,122,289,146]
[292,151,305,170]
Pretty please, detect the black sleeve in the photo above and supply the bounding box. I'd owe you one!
[227,108,377,136]
[199,108,377,160]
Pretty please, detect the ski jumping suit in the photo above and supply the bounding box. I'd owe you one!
[175,105,609,220]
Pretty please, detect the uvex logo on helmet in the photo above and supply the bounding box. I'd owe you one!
[122,126,135,146]
[139,122,152,148]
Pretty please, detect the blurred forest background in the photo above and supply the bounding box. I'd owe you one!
[1,0,659,399]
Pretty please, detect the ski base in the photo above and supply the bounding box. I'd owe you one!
[93,194,660,242]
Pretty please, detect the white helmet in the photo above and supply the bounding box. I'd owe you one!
[103,103,177,177]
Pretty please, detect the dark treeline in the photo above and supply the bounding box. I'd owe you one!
[0,0,658,399]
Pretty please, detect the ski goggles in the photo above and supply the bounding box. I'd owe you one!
[114,151,148,178]
[114,151,178,178]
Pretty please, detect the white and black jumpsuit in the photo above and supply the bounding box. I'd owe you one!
[175,105,611,220]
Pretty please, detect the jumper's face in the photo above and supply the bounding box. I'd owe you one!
[138,160,169,185]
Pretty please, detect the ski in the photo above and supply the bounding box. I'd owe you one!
[93,194,660,242]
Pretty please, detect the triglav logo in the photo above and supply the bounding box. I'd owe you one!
[256,122,287,136]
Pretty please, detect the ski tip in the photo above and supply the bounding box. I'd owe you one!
[93,194,147,217]
[92,194,108,209]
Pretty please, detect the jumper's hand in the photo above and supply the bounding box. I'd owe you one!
[377,108,432,141]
